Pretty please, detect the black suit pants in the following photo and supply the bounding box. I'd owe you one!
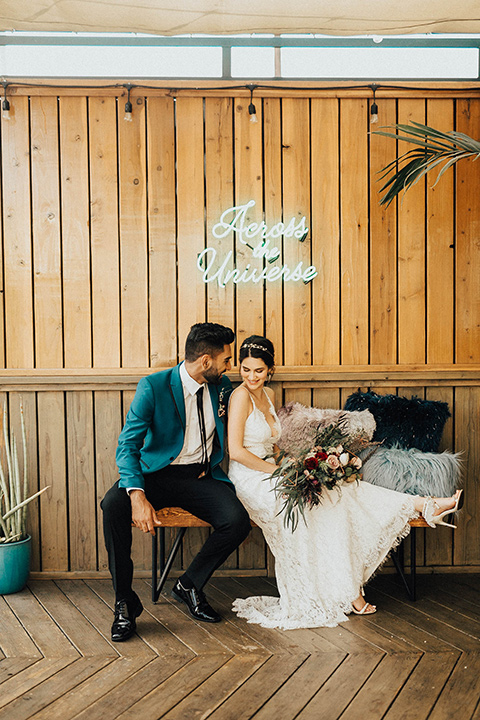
[101,464,251,601]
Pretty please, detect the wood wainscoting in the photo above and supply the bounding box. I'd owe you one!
[1,365,479,577]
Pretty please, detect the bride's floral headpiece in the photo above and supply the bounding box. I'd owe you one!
[242,342,275,361]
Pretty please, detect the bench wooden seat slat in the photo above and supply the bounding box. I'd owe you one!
[154,507,257,527]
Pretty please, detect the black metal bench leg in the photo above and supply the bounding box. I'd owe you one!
[410,525,417,601]
[152,527,187,603]
[391,528,417,601]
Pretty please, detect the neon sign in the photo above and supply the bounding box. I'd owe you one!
[198,200,318,287]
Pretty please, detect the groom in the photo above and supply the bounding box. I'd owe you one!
[101,322,251,641]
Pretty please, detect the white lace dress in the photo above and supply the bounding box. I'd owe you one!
[228,391,418,629]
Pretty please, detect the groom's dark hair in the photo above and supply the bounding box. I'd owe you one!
[185,322,234,361]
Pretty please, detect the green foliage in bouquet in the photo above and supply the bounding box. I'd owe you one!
[0,403,48,543]
[269,421,371,532]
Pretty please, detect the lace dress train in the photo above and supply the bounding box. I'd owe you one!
[229,391,418,630]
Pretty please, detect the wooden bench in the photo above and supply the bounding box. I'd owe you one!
[150,507,431,603]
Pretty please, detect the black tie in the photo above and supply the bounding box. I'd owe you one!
[196,386,208,471]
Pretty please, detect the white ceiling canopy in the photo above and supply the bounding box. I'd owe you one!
[1,0,480,36]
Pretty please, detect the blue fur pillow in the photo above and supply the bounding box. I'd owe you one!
[344,390,450,452]
[360,445,462,497]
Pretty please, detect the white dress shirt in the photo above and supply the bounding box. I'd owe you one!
[171,362,216,465]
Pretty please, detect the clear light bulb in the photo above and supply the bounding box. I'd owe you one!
[2,99,10,120]
[124,100,133,122]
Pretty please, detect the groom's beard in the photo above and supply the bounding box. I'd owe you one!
[203,367,224,385]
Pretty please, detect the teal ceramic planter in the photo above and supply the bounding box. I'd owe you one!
[0,535,31,594]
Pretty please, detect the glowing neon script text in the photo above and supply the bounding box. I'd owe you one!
[197,248,318,287]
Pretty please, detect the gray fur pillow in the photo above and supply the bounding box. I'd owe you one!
[277,402,376,455]
[361,445,462,496]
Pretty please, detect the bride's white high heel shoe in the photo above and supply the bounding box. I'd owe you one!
[422,490,464,528]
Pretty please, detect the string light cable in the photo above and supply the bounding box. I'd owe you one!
[0,80,478,125]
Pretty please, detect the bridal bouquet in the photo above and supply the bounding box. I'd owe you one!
[269,421,371,531]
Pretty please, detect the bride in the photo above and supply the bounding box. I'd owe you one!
[227,335,463,629]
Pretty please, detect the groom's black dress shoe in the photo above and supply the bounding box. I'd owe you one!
[171,580,221,623]
[111,595,144,642]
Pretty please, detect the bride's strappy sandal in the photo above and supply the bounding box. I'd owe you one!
[351,601,377,616]
[422,490,464,529]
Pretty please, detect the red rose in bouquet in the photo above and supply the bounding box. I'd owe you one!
[304,456,319,470]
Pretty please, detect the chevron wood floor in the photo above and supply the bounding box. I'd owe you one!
[1,573,480,720]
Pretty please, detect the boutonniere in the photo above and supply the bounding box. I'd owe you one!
[218,386,232,420]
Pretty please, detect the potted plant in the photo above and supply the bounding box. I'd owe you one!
[0,402,48,594]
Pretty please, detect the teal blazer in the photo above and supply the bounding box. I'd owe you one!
[116,364,232,490]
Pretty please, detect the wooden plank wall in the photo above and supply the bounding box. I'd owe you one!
[0,85,479,577]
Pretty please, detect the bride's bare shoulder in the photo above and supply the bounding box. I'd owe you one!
[230,384,250,404]
[229,384,252,419]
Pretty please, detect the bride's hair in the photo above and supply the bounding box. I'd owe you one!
[239,335,275,373]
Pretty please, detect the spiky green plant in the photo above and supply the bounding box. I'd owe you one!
[0,403,48,543]
[373,121,480,206]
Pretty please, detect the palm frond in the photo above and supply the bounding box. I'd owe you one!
[373,122,480,206]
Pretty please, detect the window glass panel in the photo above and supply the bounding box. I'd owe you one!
[0,45,223,77]
[281,47,479,79]
[231,46,275,77]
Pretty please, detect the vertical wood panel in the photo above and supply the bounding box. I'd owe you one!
[425,386,455,566]
[37,392,68,571]
[89,96,121,368]
[340,99,369,365]
[426,100,455,364]
[94,391,122,572]
[370,99,398,364]
[397,100,426,364]
[311,98,340,366]
[282,98,312,365]
[176,97,206,348]
[454,387,480,566]
[60,97,92,368]
[456,99,480,363]
[67,391,96,570]
[284,388,312,407]
[147,97,177,367]
[9,392,40,570]
[263,98,284,359]
[313,387,341,410]
[0,127,5,366]
[118,95,148,367]
[31,97,63,368]
[205,97,235,331]
[2,97,34,368]
[234,95,264,347]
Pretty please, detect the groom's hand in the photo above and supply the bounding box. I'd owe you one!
[130,490,162,535]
